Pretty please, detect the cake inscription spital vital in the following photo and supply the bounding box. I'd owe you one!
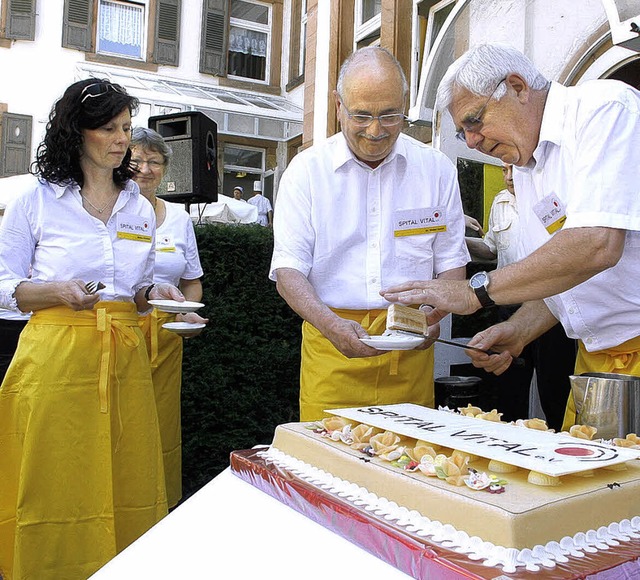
[359,408,542,458]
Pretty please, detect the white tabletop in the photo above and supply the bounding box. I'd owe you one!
[90,468,411,580]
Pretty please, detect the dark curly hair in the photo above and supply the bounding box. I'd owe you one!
[32,78,139,188]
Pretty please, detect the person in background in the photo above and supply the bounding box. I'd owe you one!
[381,43,640,429]
[131,126,208,509]
[465,163,576,429]
[0,78,184,580]
[248,180,273,226]
[270,47,469,421]
[232,185,246,201]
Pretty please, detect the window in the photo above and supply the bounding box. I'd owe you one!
[287,0,306,87]
[423,0,456,54]
[62,0,181,66]
[227,0,272,82]
[1,113,32,177]
[355,0,381,48]
[224,144,264,172]
[3,0,36,40]
[97,0,147,60]
[222,144,265,197]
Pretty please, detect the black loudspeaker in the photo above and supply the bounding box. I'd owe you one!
[148,111,218,203]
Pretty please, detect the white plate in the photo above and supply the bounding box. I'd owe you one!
[149,300,204,313]
[162,322,206,333]
[360,334,424,351]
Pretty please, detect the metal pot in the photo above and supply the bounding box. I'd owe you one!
[570,372,640,439]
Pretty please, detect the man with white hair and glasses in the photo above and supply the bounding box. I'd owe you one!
[270,46,469,421]
[382,43,640,428]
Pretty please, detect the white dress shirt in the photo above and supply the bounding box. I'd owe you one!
[0,179,156,311]
[482,189,521,269]
[514,80,640,351]
[154,201,203,286]
[248,194,273,226]
[270,132,470,310]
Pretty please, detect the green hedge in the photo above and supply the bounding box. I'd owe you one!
[180,224,301,501]
[178,224,502,502]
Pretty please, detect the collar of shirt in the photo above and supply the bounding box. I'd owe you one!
[493,189,516,206]
[331,132,407,173]
[527,82,567,170]
[49,178,139,199]
[50,179,140,213]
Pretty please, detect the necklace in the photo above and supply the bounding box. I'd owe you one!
[83,195,113,214]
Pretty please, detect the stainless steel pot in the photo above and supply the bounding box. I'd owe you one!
[570,372,640,439]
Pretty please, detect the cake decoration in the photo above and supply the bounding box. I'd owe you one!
[328,404,640,476]
[258,446,640,573]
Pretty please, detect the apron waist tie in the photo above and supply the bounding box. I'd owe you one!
[31,302,141,413]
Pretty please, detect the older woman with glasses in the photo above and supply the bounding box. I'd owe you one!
[0,78,185,579]
[131,127,207,509]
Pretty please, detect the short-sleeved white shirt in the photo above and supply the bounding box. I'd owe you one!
[482,189,521,269]
[248,194,273,226]
[153,201,203,286]
[270,132,470,310]
[0,179,156,310]
[513,80,640,351]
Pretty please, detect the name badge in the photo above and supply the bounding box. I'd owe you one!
[116,212,153,243]
[393,207,447,237]
[157,233,176,253]
[533,194,566,234]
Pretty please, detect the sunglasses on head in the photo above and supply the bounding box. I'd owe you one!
[80,82,126,104]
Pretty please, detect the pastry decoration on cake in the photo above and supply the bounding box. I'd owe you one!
[309,410,509,491]
[308,403,639,492]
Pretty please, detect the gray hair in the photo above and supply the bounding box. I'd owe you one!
[436,43,549,110]
[336,46,409,101]
[131,126,173,164]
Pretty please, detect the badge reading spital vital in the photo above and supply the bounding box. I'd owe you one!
[116,213,153,243]
[533,193,566,234]
[156,233,176,252]
[393,207,447,237]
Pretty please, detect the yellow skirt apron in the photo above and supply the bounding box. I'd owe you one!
[300,308,434,422]
[140,309,184,509]
[561,336,640,431]
[0,303,168,580]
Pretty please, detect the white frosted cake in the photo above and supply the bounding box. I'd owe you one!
[261,404,640,573]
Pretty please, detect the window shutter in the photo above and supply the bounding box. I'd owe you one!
[7,0,36,41]
[1,113,32,177]
[154,0,181,65]
[62,0,93,51]
[200,0,228,76]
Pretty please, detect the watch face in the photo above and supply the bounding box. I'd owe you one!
[470,272,488,289]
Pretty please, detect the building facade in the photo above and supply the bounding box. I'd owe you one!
[0,0,306,202]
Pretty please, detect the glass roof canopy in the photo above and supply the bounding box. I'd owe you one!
[76,64,303,142]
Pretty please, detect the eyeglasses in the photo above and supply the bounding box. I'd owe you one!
[340,100,406,128]
[80,82,126,104]
[131,159,165,171]
[455,78,506,142]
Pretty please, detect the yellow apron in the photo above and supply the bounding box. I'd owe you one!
[300,308,434,422]
[140,309,184,509]
[561,336,640,431]
[0,303,167,580]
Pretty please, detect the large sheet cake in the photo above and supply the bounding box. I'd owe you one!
[247,404,640,575]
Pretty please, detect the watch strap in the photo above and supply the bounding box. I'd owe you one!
[473,284,496,308]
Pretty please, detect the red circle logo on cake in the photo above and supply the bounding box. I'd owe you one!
[555,446,595,457]
[554,442,618,461]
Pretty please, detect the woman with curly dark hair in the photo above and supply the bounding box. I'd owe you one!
[0,78,184,579]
